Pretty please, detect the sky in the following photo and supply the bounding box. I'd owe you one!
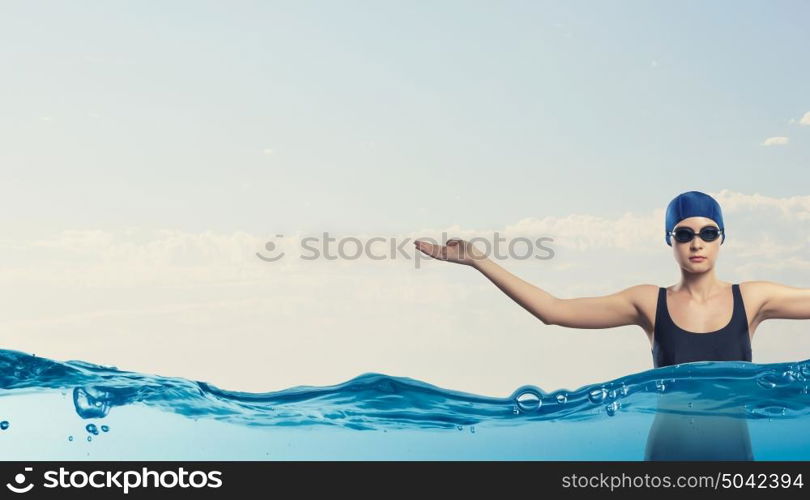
[1,1,809,396]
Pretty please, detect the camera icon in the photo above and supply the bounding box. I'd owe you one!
[6,467,34,494]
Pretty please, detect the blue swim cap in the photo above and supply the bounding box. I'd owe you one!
[665,191,725,246]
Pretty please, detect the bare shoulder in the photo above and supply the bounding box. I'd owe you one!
[621,283,659,299]
[738,280,775,324]
[738,280,773,296]
[621,284,659,332]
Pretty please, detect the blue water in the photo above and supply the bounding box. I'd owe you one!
[0,349,808,460]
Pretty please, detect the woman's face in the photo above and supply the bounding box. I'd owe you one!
[671,216,721,272]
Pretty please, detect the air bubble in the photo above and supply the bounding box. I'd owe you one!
[515,390,542,412]
[588,388,607,403]
[73,387,111,419]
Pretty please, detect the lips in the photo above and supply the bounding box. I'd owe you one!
[689,256,706,262]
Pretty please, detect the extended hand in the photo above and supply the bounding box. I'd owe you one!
[413,238,486,266]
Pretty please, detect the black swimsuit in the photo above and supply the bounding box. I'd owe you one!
[652,283,753,368]
[645,283,754,461]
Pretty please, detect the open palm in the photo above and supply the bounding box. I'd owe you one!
[414,238,484,266]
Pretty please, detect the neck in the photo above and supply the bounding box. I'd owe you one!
[676,268,724,300]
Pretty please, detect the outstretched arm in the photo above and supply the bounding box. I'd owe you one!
[473,256,650,328]
[414,238,650,329]
[749,281,810,321]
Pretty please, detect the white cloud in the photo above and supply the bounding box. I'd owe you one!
[761,136,789,146]
[799,112,810,126]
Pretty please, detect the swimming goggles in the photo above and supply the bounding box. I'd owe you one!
[670,225,723,243]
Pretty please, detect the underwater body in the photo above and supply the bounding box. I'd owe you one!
[0,349,808,460]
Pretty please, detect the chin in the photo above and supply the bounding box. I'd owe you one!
[683,261,709,270]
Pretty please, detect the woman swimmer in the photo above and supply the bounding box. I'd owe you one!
[413,190,810,460]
